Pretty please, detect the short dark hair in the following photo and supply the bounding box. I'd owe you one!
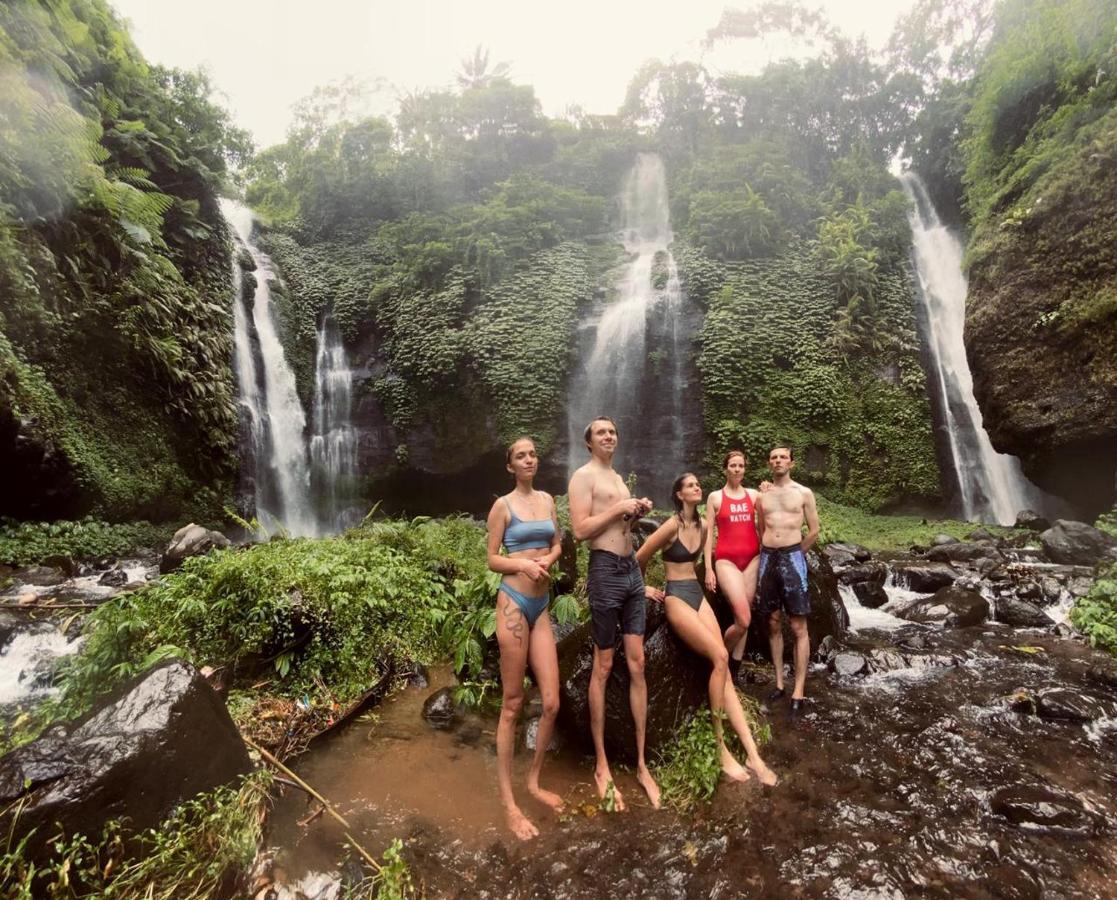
[583,416,618,447]
[769,443,795,461]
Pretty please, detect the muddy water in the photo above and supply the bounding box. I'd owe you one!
[268,628,1117,899]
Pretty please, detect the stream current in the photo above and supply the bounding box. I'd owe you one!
[266,617,1117,899]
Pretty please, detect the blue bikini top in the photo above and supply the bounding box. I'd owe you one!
[502,497,556,553]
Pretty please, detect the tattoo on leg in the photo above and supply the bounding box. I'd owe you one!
[503,596,526,647]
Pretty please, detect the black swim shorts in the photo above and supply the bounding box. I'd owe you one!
[757,544,811,618]
[587,549,646,648]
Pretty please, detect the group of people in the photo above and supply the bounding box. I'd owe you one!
[485,416,820,840]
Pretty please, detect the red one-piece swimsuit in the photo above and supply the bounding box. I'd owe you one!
[714,490,760,570]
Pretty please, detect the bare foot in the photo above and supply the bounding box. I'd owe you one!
[636,765,661,809]
[720,749,751,783]
[594,768,626,811]
[505,805,539,841]
[528,782,565,813]
[747,758,779,787]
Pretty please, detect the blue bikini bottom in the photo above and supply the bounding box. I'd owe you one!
[499,581,550,628]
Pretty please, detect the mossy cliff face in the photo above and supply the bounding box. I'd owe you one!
[964,113,1117,516]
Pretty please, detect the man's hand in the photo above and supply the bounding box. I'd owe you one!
[645,585,665,603]
[619,498,646,520]
[758,480,773,492]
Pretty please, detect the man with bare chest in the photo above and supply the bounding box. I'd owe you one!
[755,444,820,712]
[568,417,661,809]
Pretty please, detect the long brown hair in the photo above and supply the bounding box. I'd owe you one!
[671,472,702,527]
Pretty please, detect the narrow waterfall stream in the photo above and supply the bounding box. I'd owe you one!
[221,200,317,537]
[565,153,698,500]
[309,317,360,532]
[900,173,1043,525]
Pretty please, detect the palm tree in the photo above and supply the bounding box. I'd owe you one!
[456,45,510,90]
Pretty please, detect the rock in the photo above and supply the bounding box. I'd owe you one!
[557,602,708,763]
[14,565,66,587]
[931,533,959,546]
[1015,581,1043,602]
[555,528,578,594]
[1014,510,1050,532]
[160,523,231,574]
[405,663,429,689]
[98,568,129,587]
[895,585,989,628]
[926,542,1002,564]
[838,561,888,587]
[1034,688,1116,722]
[989,785,1095,835]
[1040,520,1117,566]
[830,652,867,677]
[852,582,889,609]
[421,687,458,729]
[0,609,24,647]
[0,660,250,867]
[524,716,562,752]
[1040,576,1063,603]
[890,562,960,593]
[825,542,872,562]
[968,527,996,542]
[822,547,856,570]
[41,554,76,577]
[995,597,1054,628]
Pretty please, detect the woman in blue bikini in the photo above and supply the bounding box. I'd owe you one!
[486,436,565,840]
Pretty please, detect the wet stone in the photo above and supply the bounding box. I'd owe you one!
[831,652,868,677]
[840,560,888,586]
[968,527,997,542]
[1040,520,1117,566]
[421,687,458,729]
[1015,510,1050,532]
[1040,577,1063,603]
[524,716,561,752]
[1016,581,1043,602]
[990,785,1095,835]
[995,597,1054,628]
[1034,688,1115,723]
[852,582,889,609]
[98,568,129,587]
[896,586,989,628]
[927,541,1001,564]
[932,533,960,546]
[405,663,430,689]
[13,565,67,587]
[891,562,959,593]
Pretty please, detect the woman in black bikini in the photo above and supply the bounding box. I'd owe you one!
[485,436,565,840]
[636,472,777,785]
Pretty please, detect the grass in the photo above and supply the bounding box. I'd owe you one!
[815,495,1016,551]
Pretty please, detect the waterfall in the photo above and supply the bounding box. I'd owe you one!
[900,172,1041,525]
[565,153,696,500]
[310,317,360,532]
[221,199,317,537]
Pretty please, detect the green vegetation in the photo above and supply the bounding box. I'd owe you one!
[0,518,172,567]
[815,495,1013,550]
[655,692,771,812]
[1071,563,1117,657]
[0,772,271,899]
[0,0,249,521]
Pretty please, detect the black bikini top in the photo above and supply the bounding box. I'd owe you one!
[663,523,703,563]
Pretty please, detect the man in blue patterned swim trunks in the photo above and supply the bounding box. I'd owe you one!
[755,444,820,712]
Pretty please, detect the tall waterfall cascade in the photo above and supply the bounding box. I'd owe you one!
[310,317,360,532]
[224,200,350,538]
[565,153,696,500]
[900,172,1042,525]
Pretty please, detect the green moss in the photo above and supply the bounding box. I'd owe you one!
[816,495,1013,551]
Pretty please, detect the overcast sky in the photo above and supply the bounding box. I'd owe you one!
[107,0,919,149]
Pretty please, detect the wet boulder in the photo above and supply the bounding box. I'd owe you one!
[825,542,872,562]
[838,561,888,587]
[13,565,67,587]
[852,582,889,609]
[895,585,989,628]
[830,652,868,677]
[557,602,708,763]
[890,562,959,593]
[995,596,1054,628]
[968,527,997,542]
[1034,688,1116,722]
[1014,510,1050,532]
[931,533,959,546]
[0,660,250,867]
[98,568,129,587]
[1039,520,1117,566]
[421,687,458,729]
[0,609,24,648]
[990,785,1097,835]
[555,528,578,594]
[159,523,231,574]
[926,541,1001,564]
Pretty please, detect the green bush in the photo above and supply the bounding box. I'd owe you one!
[0,518,173,566]
[1071,563,1117,656]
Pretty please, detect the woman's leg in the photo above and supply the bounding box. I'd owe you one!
[495,590,537,839]
[715,559,752,663]
[697,602,779,786]
[525,611,564,812]
[664,596,748,781]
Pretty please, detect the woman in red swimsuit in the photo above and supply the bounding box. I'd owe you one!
[703,450,761,676]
